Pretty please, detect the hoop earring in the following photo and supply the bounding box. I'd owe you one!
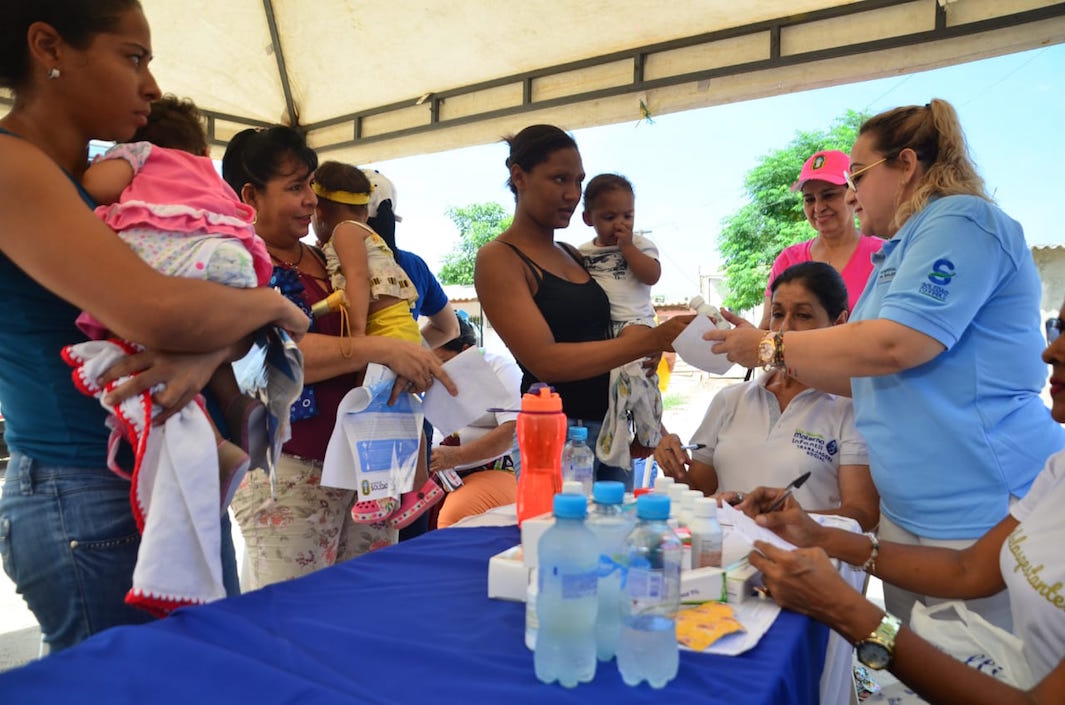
[48,68,61,79]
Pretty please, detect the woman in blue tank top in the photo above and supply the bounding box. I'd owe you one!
[474,125,689,490]
[0,1,309,652]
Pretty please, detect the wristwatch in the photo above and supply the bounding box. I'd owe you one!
[856,613,901,670]
[757,331,785,370]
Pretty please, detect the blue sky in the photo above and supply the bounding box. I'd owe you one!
[372,44,1064,302]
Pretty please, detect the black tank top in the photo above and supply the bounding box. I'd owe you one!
[502,242,611,422]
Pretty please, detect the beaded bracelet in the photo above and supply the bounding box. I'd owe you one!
[860,532,879,573]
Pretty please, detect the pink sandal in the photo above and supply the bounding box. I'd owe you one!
[389,478,445,530]
[350,496,400,524]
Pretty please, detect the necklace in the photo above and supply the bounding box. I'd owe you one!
[269,242,305,269]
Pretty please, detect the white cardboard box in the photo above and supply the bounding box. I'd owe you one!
[680,563,762,604]
[487,545,529,602]
[518,512,555,569]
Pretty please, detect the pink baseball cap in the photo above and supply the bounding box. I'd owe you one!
[791,150,850,191]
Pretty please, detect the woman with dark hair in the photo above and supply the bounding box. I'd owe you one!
[222,128,454,589]
[474,124,687,491]
[429,313,522,527]
[0,1,309,651]
[656,262,878,530]
[708,99,1065,628]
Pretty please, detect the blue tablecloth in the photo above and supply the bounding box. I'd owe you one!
[0,526,828,703]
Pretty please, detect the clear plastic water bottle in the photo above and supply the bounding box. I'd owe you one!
[561,426,595,496]
[689,497,724,568]
[617,494,682,689]
[535,493,599,687]
[587,481,631,662]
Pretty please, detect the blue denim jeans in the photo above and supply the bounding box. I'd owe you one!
[0,451,239,652]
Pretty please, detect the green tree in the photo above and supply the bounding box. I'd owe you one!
[438,202,513,285]
[718,110,866,311]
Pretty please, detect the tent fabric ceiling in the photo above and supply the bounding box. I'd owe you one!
[7,1,1063,163]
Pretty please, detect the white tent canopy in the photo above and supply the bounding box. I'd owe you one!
[7,1,1064,163]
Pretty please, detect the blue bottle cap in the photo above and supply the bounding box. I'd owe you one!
[592,481,624,505]
[636,494,670,520]
[553,493,588,519]
[567,426,588,441]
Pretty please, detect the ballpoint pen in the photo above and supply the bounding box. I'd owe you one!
[766,470,812,512]
[679,443,706,451]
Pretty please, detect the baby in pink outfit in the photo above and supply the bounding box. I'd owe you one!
[77,96,274,510]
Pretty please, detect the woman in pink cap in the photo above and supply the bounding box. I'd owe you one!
[758,149,883,328]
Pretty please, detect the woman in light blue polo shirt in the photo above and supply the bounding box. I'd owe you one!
[707,99,1065,629]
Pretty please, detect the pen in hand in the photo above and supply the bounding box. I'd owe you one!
[765,471,812,512]
[679,443,706,451]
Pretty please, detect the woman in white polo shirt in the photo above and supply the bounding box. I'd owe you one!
[655,261,878,531]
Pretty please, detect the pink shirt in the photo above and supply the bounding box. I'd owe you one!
[764,236,884,311]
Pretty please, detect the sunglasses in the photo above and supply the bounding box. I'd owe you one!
[1048,317,1064,345]
[843,157,888,192]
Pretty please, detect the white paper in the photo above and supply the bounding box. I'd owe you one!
[717,502,798,553]
[672,315,736,375]
[421,347,512,437]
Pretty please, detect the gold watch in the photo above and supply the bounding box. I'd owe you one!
[856,613,901,670]
[757,331,785,370]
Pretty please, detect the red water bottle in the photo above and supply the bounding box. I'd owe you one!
[516,384,567,526]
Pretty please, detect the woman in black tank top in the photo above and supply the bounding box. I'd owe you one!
[474,125,689,487]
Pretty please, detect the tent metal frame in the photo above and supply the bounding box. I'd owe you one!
[217,0,1064,152]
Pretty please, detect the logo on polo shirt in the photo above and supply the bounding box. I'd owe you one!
[792,429,836,463]
[919,258,955,302]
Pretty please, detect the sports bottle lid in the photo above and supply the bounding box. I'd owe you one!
[635,494,670,520]
[592,481,624,504]
[521,383,562,413]
[553,493,588,519]
[567,425,588,441]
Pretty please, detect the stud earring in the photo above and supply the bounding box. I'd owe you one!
[48,68,60,79]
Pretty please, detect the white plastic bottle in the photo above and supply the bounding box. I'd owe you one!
[688,295,732,330]
[525,568,538,650]
[617,494,683,689]
[689,497,724,568]
[561,426,595,496]
[535,493,599,687]
[679,489,703,528]
[652,475,674,494]
[666,483,689,522]
[586,481,631,662]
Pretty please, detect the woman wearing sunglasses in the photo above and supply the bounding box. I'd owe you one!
[707,99,1065,629]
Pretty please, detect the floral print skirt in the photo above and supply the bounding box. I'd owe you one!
[231,453,397,590]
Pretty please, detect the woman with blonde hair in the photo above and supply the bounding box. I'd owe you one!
[707,99,1065,629]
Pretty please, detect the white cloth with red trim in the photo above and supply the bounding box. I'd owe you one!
[62,339,225,616]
